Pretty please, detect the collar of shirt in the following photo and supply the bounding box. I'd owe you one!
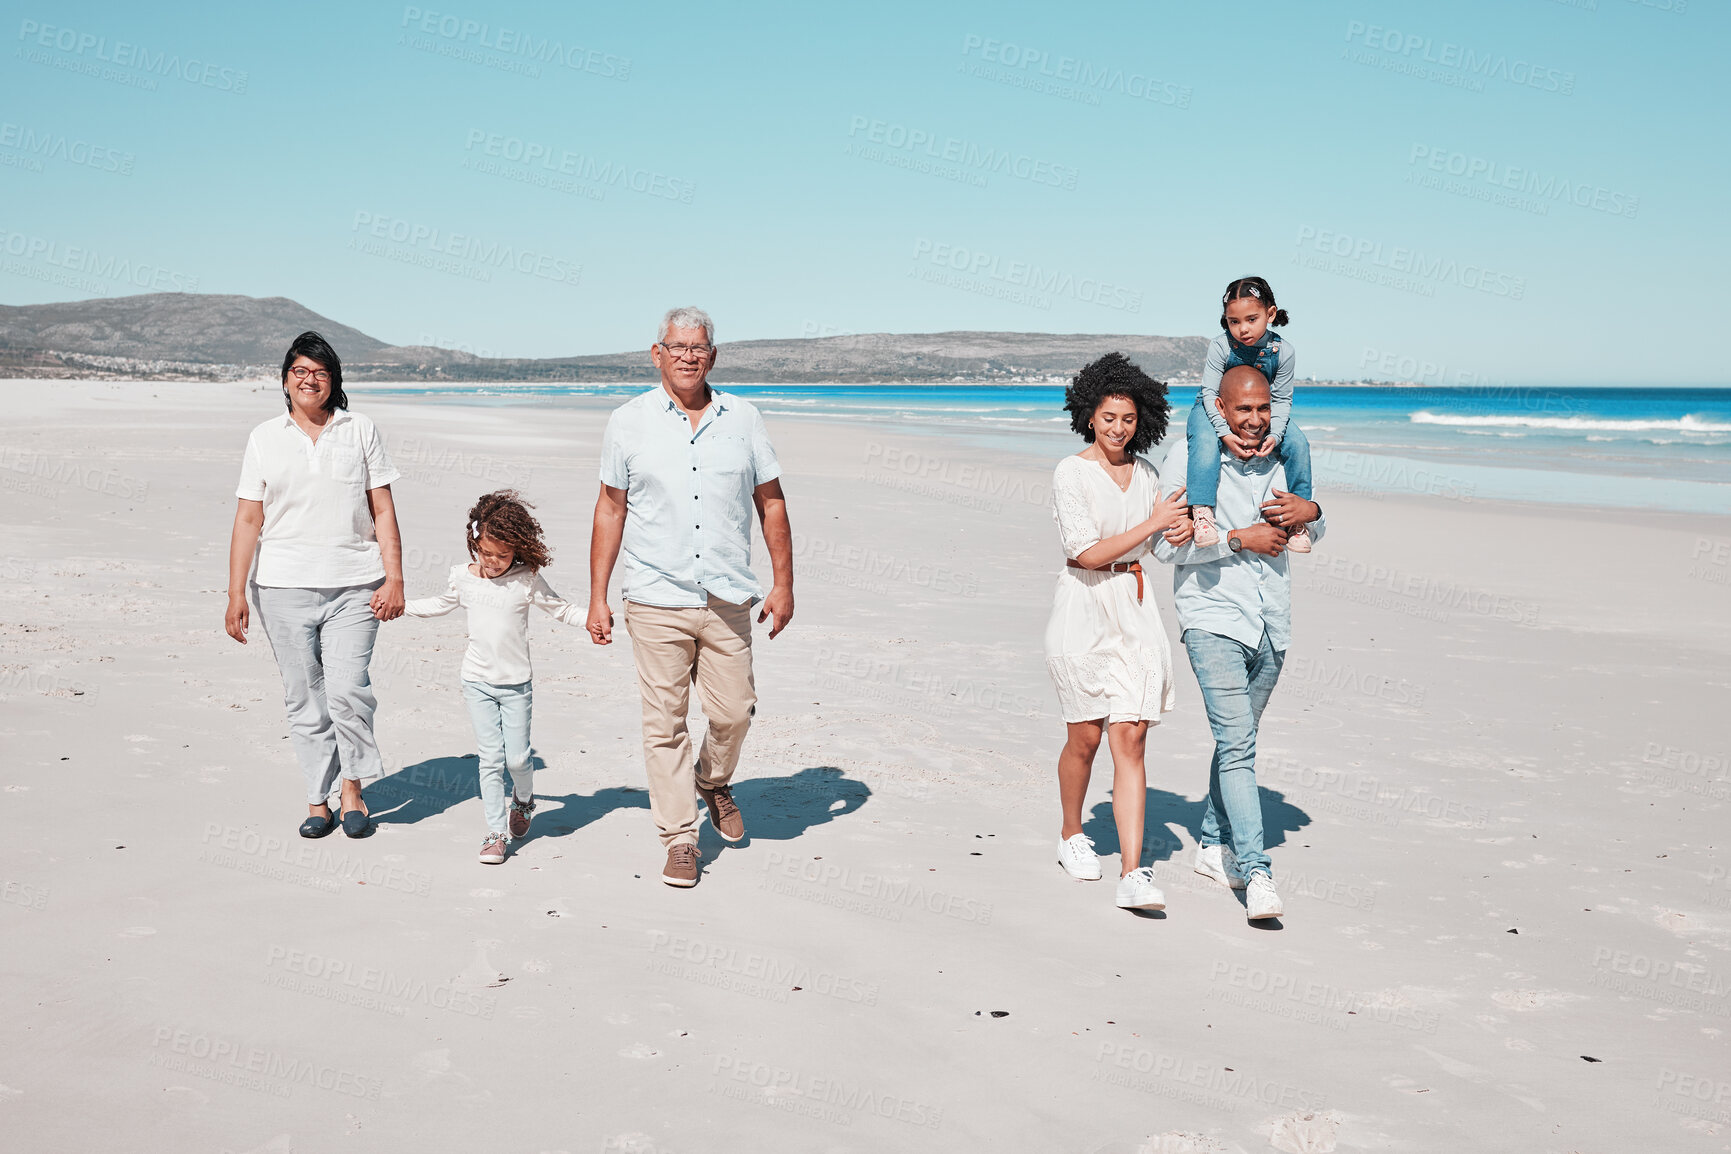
[661,389,730,432]
[277,409,354,433]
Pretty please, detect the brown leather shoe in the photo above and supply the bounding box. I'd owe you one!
[698,783,745,842]
[509,796,535,839]
[662,843,700,887]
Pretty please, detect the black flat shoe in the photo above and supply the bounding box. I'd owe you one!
[299,811,336,839]
[341,807,371,838]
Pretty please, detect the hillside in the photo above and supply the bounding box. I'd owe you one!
[0,293,1208,382]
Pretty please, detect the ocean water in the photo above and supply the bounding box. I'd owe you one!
[361,382,1731,515]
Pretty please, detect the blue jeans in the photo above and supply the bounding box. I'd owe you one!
[1182,628,1286,878]
[252,580,384,804]
[1184,400,1313,508]
[461,680,534,834]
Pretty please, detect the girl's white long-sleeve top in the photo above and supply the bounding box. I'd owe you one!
[404,563,584,686]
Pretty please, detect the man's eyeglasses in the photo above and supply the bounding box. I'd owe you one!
[659,343,714,360]
[288,366,332,384]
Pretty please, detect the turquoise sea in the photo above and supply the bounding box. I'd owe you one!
[360,383,1731,515]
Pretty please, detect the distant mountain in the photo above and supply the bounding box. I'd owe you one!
[0,293,389,367]
[0,292,1208,382]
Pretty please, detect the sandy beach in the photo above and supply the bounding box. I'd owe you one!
[4,380,1729,1154]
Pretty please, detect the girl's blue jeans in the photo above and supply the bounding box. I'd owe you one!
[1185,400,1313,508]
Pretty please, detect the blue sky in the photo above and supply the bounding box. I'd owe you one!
[2,0,1722,383]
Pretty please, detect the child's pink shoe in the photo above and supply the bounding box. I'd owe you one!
[1191,506,1220,548]
[1286,523,1312,553]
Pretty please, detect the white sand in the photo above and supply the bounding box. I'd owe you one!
[3,380,1728,1153]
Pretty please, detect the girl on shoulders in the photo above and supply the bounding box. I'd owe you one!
[1187,276,1314,552]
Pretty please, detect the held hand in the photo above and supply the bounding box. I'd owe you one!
[370,579,405,621]
[1146,484,1188,535]
[758,587,794,639]
[1220,433,1258,461]
[224,593,249,644]
[1260,489,1318,531]
[1231,523,1288,557]
[1162,515,1195,547]
[587,599,614,645]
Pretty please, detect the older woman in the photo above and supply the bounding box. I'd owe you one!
[224,331,405,838]
[1046,353,1191,911]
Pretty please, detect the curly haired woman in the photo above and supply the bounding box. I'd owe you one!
[1045,353,1193,911]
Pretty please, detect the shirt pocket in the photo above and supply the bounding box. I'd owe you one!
[325,443,368,485]
[705,434,754,481]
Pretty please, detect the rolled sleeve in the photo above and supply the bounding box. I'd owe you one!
[360,418,401,490]
[749,408,781,485]
[235,435,266,500]
[599,412,629,489]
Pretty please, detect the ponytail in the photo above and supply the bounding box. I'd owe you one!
[1220,276,1289,330]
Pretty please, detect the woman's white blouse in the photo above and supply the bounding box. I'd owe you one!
[236,410,401,588]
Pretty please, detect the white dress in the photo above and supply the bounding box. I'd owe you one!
[1043,453,1177,724]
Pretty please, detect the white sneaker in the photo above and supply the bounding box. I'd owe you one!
[1286,523,1312,553]
[1191,505,1220,548]
[1194,843,1247,890]
[1057,833,1102,880]
[1246,871,1283,920]
[1115,867,1166,910]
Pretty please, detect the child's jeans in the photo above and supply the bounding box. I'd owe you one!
[461,679,534,834]
[1184,400,1314,508]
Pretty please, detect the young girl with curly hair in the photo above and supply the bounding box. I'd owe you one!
[1044,353,1193,912]
[403,490,585,863]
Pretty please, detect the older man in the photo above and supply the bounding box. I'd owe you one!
[588,307,794,887]
[1154,365,1326,921]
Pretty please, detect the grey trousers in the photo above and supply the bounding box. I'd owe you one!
[252,580,384,804]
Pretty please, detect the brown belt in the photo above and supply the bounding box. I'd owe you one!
[1066,558,1144,603]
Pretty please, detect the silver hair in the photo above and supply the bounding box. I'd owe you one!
[657,306,714,345]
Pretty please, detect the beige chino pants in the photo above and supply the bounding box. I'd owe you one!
[623,596,758,847]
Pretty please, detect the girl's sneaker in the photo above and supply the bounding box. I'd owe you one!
[1286,523,1312,553]
[509,796,535,839]
[1191,506,1220,548]
[478,833,508,865]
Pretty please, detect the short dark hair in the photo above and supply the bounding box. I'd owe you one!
[280,331,348,413]
[1063,352,1170,457]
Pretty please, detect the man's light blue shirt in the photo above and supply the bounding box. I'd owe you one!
[599,386,782,608]
[1152,435,1325,652]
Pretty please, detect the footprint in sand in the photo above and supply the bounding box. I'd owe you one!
[1492,988,1582,1011]
[1268,1110,1342,1153]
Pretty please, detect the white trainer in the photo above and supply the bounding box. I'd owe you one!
[1057,833,1102,880]
[1246,871,1283,920]
[1191,505,1220,548]
[1286,523,1312,553]
[1194,843,1247,890]
[1115,867,1166,911]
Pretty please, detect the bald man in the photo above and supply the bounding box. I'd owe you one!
[1153,366,1327,922]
